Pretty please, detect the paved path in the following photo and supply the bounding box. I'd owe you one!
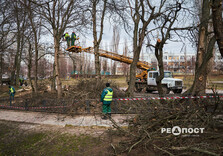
[211,81,223,84]
[0,110,132,127]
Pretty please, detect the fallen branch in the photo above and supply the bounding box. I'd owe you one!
[128,135,147,154]
[110,143,117,155]
[153,144,174,156]
[171,146,220,156]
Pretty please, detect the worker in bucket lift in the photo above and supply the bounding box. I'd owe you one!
[100,83,113,120]
[9,85,16,105]
[64,32,70,48]
[71,32,77,46]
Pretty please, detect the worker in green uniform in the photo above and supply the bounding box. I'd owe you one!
[19,77,24,86]
[9,85,16,106]
[100,83,113,119]
[71,32,77,46]
[64,32,70,48]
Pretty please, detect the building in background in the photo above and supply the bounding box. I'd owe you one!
[213,49,223,74]
[163,52,196,73]
[147,51,196,73]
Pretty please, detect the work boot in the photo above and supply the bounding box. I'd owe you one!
[108,113,111,119]
[101,115,107,120]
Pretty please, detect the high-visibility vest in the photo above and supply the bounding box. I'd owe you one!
[104,89,113,101]
[72,33,76,39]
[10,87,14,93]
[65,33,70,38]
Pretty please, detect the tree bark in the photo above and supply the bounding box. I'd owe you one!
[92,0,107,81]
[0,53,3,85]
[94,45,101,79]
[54,37,62,98]
[24,0,39,92]
[211,0,223,57]
[155,41,165,97]
[52,63,56,91]
[16,32,25,86]
[27,42,34,91]
[11,28,20,86]
[126,0,158,97]
[186,0,215,95]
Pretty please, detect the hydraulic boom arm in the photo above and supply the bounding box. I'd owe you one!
[66,46,151,81]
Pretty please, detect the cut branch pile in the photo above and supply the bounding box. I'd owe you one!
[63,79,126,99]
[109,97,223,155]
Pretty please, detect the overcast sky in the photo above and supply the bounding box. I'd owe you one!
[40,0,197,63]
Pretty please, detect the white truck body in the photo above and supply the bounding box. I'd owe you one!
[146,71,183,93]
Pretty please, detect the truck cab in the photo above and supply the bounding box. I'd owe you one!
[147,71,183,94]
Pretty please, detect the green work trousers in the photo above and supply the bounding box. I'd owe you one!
[71,38,76,46]
[66,37,70,48]
[102,104,111,114]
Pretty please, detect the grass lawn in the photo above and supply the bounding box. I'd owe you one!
[174,74,223,90]
[0,120,107,156]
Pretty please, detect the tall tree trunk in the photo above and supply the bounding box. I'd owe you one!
[125,0,156,97]
[92,0,107,81]
[127,48,140,96]
[186,0,215,95]
[28,43,34,91]
[0,53,3,85]
[16,33,24,86]
[211,0,223,57]
[155,40,165,97]
[126,12,140,97]
[11,31,20,86]
[52,63,56,91]
[54,38,62,98]
[94,45,101,79]
[34,34,38,92]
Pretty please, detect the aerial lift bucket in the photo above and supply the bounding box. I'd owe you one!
[66,46,82,53]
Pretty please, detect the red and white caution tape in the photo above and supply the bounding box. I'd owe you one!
[0,105,26,110]
[29,105,70,109]
[0,105,69,110]
[113,95,223,101]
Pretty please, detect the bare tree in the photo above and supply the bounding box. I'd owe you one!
[26,38,35,91]
[11,1,29,86]
[122,0,164,97]
[38,0,86,98]
[20,0,43,92]
[90,0,107,81]
[153,2,182,96]
[0,0,15,84]
[186,0,216,95]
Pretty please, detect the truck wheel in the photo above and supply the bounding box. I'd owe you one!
[146,90,153,93]
[173,89,182,94]
[162,86,170,95]
[177,89,182,94]
[173,89,178,94]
